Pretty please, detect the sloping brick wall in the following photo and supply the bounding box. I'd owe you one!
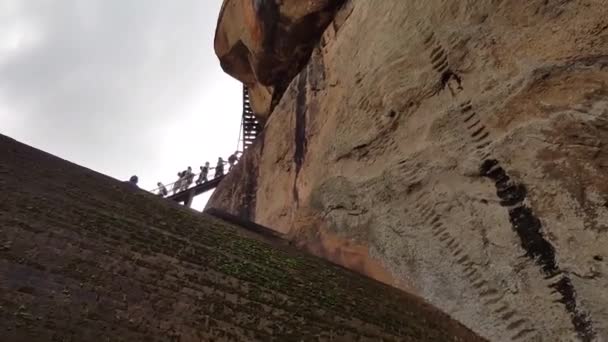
[0,135,483,341]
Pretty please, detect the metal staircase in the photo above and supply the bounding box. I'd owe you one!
[150,84,264,208]
[242,85,262,150]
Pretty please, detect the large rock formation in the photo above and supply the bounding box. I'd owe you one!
[214,0,344,119]
[209,0,608,341]
[0,134,484,341]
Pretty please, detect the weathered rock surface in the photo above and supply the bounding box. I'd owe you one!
[0,134,485,341]
[209,0,608,340]
[214,0,344,119]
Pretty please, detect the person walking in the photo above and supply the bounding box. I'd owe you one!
[178,168,189,192]
[228,152,239,171]
[185,166,194,189]
[215,157,225,178]
[173,172,183,195]
[157,182,168,197]
[196,162,210,184]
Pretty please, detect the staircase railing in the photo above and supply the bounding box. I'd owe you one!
[242,85,262,150]
[149,85,262,201]
[149,165,229,196]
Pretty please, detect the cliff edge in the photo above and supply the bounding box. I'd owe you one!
[209,0,608,340]
[0,134,484,341]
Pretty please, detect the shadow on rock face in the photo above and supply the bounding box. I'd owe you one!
[214,0,346,118]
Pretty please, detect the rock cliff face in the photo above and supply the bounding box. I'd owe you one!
[209,0,608,341]
[0,134,484,341]
[215,0,344,119]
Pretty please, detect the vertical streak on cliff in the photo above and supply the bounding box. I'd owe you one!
[241,149,259,221]
[253,0,279,51]
[480,159,595,341]
[293,71,309,204]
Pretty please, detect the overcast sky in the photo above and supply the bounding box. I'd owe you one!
[0,0,242,209]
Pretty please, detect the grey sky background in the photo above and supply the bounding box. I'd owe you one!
[0,0,242,209]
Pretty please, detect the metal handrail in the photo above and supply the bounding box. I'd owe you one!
[149,160,237,196]
[149,86,258,199]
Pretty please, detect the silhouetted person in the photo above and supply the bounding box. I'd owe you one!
[178,169,189,192]
[173,172,183,195]
[185,166,194,189]
[228,152,239,171]
[127,175,139,187]
[196,162,210,184]
[215,158,225,178]
[157,182,168,197]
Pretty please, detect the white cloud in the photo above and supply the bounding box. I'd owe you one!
[0,0,242,210]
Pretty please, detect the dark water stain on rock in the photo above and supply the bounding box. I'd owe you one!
[480,159,595,341]
[293,72,309,203]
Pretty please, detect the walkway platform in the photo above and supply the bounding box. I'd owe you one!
[167,175,225,207]
[152,85,261,208]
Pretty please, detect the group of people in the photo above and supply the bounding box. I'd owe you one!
[155,151,241,197]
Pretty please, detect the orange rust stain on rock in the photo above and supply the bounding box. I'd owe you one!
[243,0,263,47]
[298,229,415,293]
